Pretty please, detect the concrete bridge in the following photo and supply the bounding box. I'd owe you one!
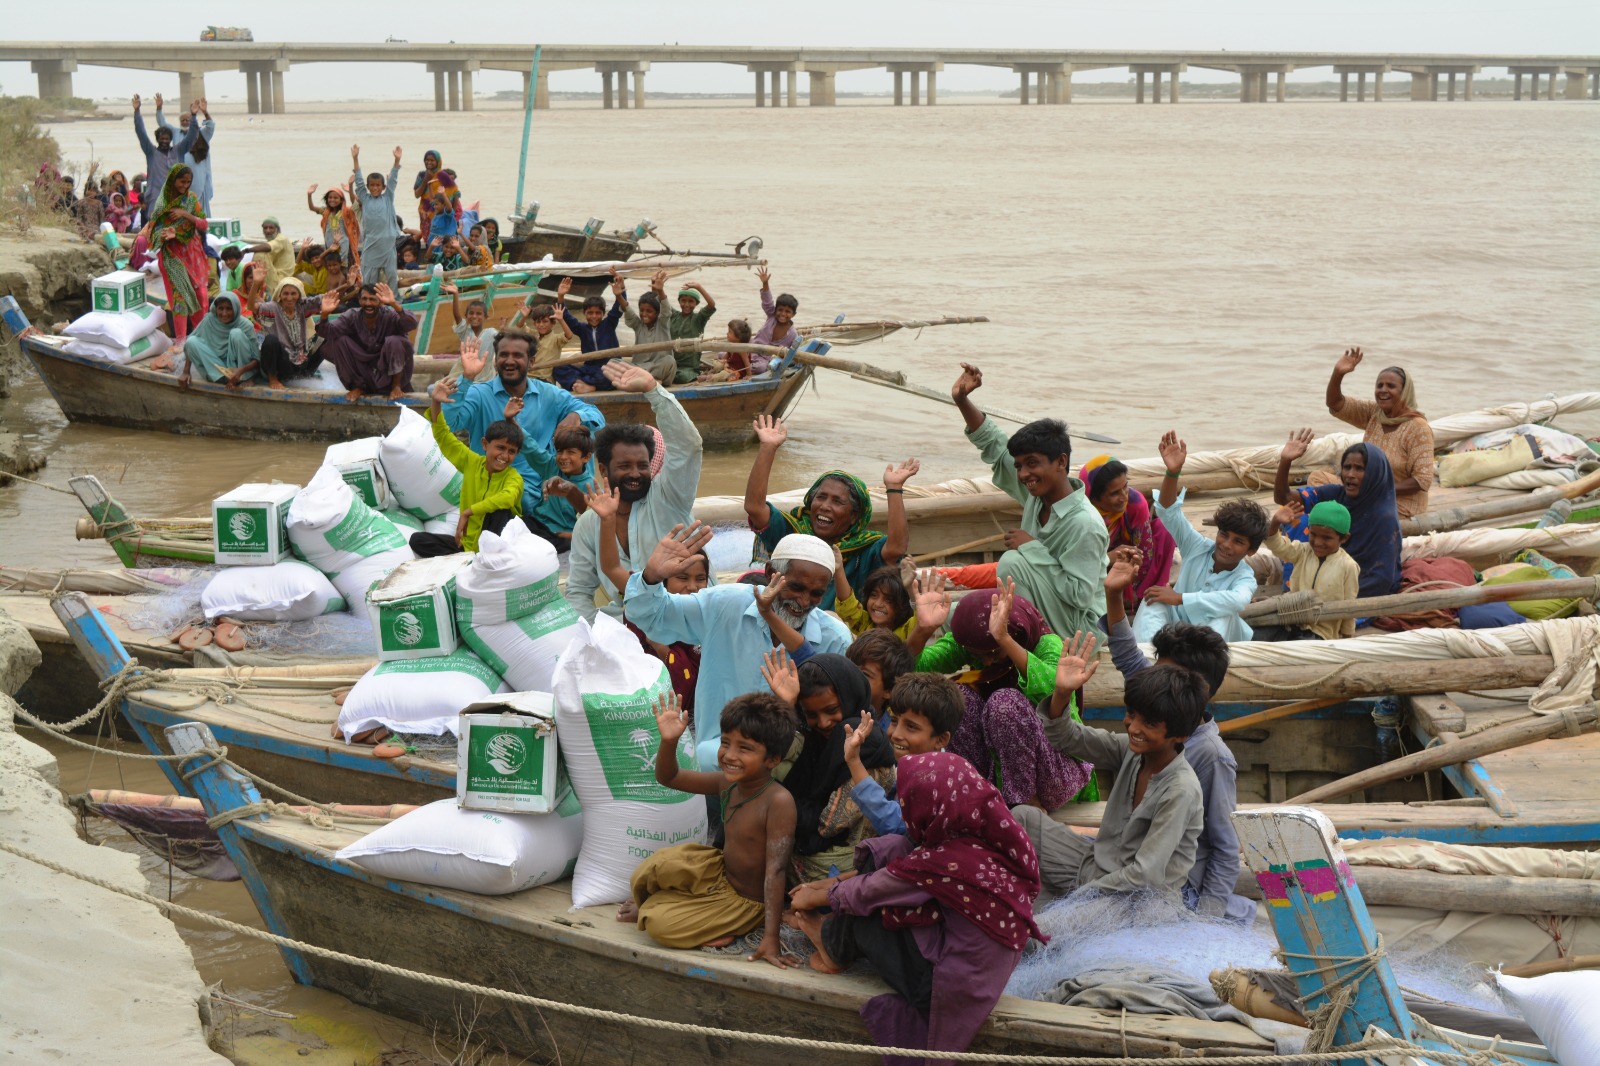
[7,43,1598,112]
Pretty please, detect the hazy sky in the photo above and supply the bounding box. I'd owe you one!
[5,0,1598,99]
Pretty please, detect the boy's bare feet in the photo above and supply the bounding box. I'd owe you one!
[701,935,735,948]
[266,376,286,389]
[149,352,174,371]
[785,909,841,974]
[615,899,639,923]
[344,388,363,403]
[386,382,405,400]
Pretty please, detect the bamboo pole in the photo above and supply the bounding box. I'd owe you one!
[1500,954,1600,978]
[540,338,790,372]
[911,532,1007,563]
[1216,698,1346,735]
[1287,705,1597,805]
[1241,576,1600,627]
[1084,654,1555,706]
[1234,867,1600,917]
[1402,468,1600,535]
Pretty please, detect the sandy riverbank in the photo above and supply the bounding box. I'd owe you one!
[0,608,228,1065]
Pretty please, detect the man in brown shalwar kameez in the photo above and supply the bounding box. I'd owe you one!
[314,282,416,401]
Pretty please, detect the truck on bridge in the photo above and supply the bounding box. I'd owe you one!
[200,26,253,42]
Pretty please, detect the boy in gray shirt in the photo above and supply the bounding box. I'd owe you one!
[1102,546,1254,920]
[350,144,403,292]
[1013,662,1206,901]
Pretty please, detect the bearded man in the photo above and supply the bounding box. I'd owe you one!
[442,330,604,516]
[625,529,851,772]
[564,361,703,620]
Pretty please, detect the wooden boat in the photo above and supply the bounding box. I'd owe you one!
[158,722,1555,1065]
[16,329,809,445]
[49,594,1600,848]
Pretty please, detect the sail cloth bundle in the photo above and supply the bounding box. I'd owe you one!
[1212,615,1600,718]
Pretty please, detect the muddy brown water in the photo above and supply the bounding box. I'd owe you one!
[3,94,1598,1061]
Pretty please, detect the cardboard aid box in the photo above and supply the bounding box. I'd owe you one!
[207,218,243,241]
[91,271,146,314]
[366,554,471,661]
[324,438,391,511]
[458,692,563,813]
[213,482,299,565]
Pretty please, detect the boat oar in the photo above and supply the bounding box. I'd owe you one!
[1216,697,1346,735]
[1402,466,1600,535]
[792,350,1121,443]
[1286,704,1597,805]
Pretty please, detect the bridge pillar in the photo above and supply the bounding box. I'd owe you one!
[754,70,765,107]
[1130,63,1183,104]
[177,71,206,106]
[537,69,551,109]
[771,70,781,106]
[247,71,260,114]
[461,68,474,111]
[786,69,797,107]
[1465,71,1474,100]
[808,70,835,106]
[619,70,631,109]
[447,71,461,111]
[434,71,446,111]
[635,69,647,108]
[927,70,937,104]
[602,71,614,109]
[1019,70,1029,104]
[31,59,77,101]
[239,59,287,114]
[893,71,903,105]
[909,70,920,106]
[1276,69,1286,102]
[1135,71,1146,103]
[1546,72,1558,99]
[1339,72,1348,101]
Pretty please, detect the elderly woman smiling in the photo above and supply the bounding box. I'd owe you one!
[1323,346,1435,519]
[743,414,917,611]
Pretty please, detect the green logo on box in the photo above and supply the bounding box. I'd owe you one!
[465,726,546,795]
[217,507,268,552]
[380,595,440,651]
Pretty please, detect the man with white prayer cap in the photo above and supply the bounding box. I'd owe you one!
[625,526,851,774]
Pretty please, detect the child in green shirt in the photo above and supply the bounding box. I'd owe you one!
[408,377,525,557]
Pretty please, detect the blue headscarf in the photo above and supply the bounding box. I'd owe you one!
[1312,442,1401,597]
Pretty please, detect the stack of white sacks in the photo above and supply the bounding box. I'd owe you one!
[204,408,705,900]
[62,270,171,364]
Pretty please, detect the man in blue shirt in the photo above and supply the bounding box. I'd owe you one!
[626,528,851,772]
[132,93,198,223]
[443,331,604,518]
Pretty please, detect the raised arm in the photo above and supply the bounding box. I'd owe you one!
[1325,346,1363,414]
[621,524,719,644]
[950,362,986,435]
[743,415,785,529]
[904,570,951,661]
[132,98,155,155]
[1156,430,1186,510]
[881,458,918,564]
[1274,428,1315,506]
[443,282,463,325]
[652,692,721,795]
[585,478,632,593]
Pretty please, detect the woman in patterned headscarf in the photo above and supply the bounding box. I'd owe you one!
[744,415,918,611]
[142,163,208,343]
[1079,454,1176,614]
[910,579,1096,811]
[789,752,1044,1062]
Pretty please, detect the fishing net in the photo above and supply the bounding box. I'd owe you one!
[1006,890,1516,1018]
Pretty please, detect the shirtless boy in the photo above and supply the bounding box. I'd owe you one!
[621,691,800,968]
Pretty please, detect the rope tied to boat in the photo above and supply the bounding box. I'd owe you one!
[1264,590,1325,627]
[11,702,390,829]
[0,837,1540,1065]
[51,660,175,732]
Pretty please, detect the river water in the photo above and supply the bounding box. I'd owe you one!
[2,94,1598,1060]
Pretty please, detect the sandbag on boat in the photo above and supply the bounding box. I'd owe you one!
[455,521,561,628]
[62,302,166,349]
[552,614,707,908]
[335,795,582,895]
[200,560,346,622]
[64,329,171,366]
[337,647,505,739]
[379,406,464,520]
[458,530,582,691]
[1497,971,1600,1065]
[286,466,413,602]
[422,510,458,536]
